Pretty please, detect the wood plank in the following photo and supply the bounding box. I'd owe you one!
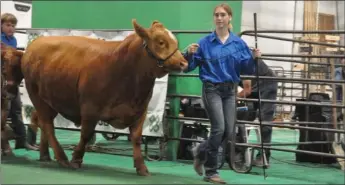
[325,35,341,41]
[326,47,343,52]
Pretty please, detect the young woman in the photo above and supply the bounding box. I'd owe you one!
[183,3,261,183]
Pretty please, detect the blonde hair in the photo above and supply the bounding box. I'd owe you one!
[228,23,233,30]
[1,13,18,25]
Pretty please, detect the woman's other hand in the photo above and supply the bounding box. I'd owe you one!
[187,43,200,55]
[252,48,261,58]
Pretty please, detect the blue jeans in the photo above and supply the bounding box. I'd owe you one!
[8,90,27,146]
[196,82,236,177]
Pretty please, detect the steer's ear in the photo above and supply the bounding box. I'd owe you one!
[132,19,149,40]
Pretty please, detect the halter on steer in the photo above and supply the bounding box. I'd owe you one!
[143,41,179,68]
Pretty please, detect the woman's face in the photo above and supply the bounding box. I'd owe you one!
[213,7,231,29]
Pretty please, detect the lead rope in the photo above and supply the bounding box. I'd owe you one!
[253,13,267,179]
[181,44,239,63]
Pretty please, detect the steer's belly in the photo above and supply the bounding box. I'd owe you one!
[107,119,131,129]
[101,104,147,129]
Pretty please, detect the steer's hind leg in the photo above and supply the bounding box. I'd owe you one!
[1,107,13,156]
[31,111,51,162]
[130,111,149,176]
[35,109,72,167]
[38,122,52,162]
[26,83,69,167]
[70,118,97,169]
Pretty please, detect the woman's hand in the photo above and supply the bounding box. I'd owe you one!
[187,43,199,55]
[252,48,261,58]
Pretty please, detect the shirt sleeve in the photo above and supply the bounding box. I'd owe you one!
[183,41,204,73]
[239,40,256,75]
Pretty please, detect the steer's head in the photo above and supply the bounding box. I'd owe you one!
[132,19,188,77]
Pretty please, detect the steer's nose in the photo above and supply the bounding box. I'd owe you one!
[180,61,188,71]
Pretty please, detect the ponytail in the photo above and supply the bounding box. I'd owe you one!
[228,22,233,30]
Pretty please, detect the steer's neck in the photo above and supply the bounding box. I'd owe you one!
[125,35,165,79]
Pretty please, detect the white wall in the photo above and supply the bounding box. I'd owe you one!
[240,1,343,115]
[335,1,345,45]
[241,1,343,55]
[1,1,32,48]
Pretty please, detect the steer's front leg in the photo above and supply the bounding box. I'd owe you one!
[129,111,149,176]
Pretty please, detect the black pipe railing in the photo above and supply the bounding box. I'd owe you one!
[240,30,345,35]
[237,97,345,108]
[167,93,345,108]
[262,57,345,67]
[243,33,345,48]
[262,54,344,58]
[165,116,345,134]
[165,115,344,126]
[241,75,345,85]
[169,73,345,85]
[166,137,345,159]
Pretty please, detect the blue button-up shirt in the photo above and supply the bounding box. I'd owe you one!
[1,32,17,49]
[184,31,255,83]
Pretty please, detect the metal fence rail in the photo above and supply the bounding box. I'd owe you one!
[167,93,345,108]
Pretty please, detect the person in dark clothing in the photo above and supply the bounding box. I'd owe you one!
[1,13,38,151]
[238,56,278,167]
[334,58,345,101]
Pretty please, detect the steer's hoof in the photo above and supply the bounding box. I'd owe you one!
[1,149,14,157]
[39,155,52,162]
[70,159,82,169]
[57,160,71,168]
[136,165,150,176]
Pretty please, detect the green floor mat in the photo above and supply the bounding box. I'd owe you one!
[1,129,344,184]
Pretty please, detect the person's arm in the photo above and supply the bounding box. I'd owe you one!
[183,41,204,73]
[237,80,252,98]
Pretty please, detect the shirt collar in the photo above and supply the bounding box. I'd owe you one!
[209,30,235,44]
[209,31,216,42]
[1,32,14,40]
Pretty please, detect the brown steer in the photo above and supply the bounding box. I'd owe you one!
[16,20,188,175]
